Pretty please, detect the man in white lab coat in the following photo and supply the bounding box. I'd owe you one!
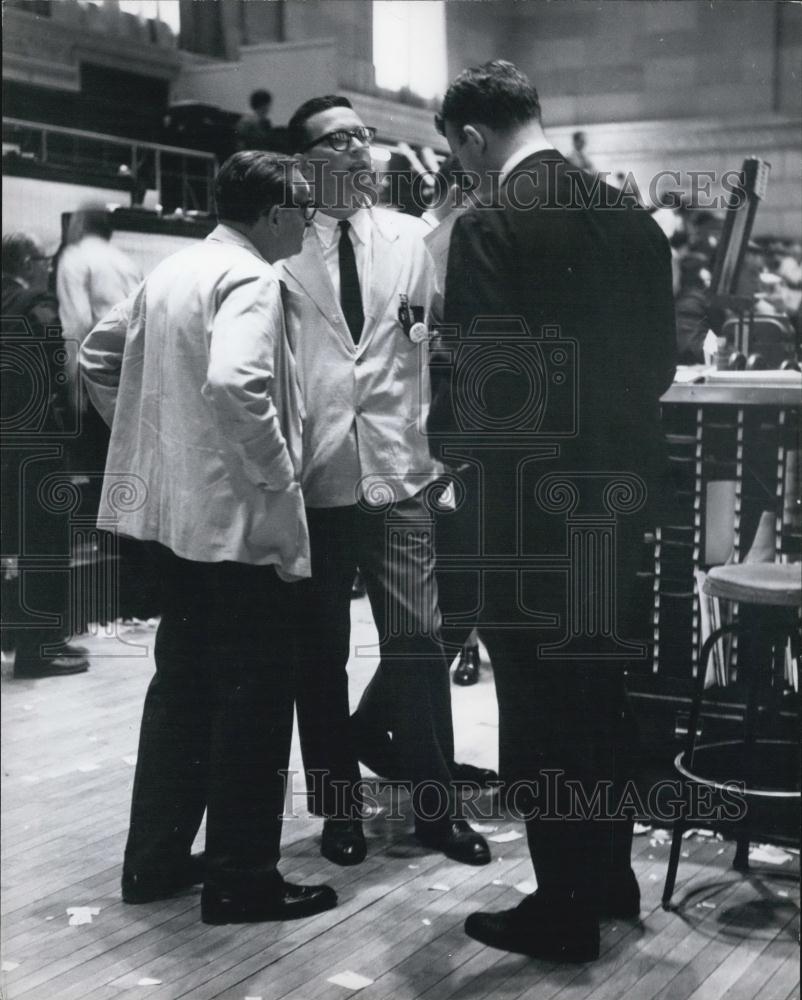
[79,151,337,925]
[278,95,492,870]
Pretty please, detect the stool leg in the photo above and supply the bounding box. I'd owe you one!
[662,806,688,909]
[732,624,774,872]
[662,629,724,909]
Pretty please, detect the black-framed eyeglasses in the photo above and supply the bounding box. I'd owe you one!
[434,112,445,136]
[300,126,377,153]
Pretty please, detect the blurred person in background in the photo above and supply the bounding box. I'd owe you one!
[236,89,275,151]
[674,252,712,364]
[55,204,140,516]
[1,232,89,678]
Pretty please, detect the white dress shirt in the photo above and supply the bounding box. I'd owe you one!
[312,208,372,305]
[498,140,557,187]
[57,235,141,343]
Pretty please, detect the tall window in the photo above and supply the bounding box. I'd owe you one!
[118,1,180,36]
[373,1,447,101]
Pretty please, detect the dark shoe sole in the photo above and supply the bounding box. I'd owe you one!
[465,914,599,962]
[321,839,367,867]
[201,887,338,925]
[14,660,89,678]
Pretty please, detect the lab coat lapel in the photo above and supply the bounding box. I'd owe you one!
[281,230,353,350]
[359,210,403,352]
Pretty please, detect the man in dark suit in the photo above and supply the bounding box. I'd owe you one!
[430,61,676,962]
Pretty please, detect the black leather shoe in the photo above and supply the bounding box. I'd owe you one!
[321,819,367,866]
[600,867,640,918]
[451,762,499,788]
[415,819,491,866]
[14,642,89,678]
[464,891,600,962]
[453,643,480,685]
[201,879,337,925]
[122,853,205,904]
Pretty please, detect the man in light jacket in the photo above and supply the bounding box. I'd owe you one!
[79,151,337,926]
[277,95,492,870]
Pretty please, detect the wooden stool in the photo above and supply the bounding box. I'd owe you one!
[662,562,800,909]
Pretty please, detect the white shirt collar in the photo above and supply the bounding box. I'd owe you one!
[313,208,371,248]
[499,140,557,186]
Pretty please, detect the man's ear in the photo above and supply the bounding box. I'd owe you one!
[265,204,282,229]
[462,125,487,153]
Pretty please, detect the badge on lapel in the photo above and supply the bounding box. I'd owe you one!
[398,294,430,344]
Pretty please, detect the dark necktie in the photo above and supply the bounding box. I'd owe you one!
[338,219,364,344]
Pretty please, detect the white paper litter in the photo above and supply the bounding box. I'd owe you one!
[1,961,20,972]
[491,879,504,886]
[681,852,690,858]
[777,890,789,898]
[427,883,450,892]
[407,864,420,870]
[137,978,163,986]
[698,901,716,909]
[422,918,432,926]
[66,906,100,926]
[514,879,537,895]
[650,829,671,844]
[327,971,374,990]
[489,830,523,843]
[633,823,652,835]
[749,844,792,866]
[649,874,659,881]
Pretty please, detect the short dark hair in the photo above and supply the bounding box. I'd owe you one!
[287,94,353,153]
[214,151,297,224]
[250,89,272,111]
[436,60,541,135]
[2,232,39,276]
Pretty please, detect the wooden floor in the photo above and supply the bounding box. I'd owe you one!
[1,598,799,1000]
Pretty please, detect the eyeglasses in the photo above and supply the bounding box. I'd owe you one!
[434,113,445,136]
[300,126,377,153]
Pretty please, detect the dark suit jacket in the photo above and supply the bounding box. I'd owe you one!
[430,151,677,532]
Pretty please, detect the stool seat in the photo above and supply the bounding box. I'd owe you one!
[703,562,800,606]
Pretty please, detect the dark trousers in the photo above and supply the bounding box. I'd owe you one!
[123,547,296,891]
[295,494,456,822]
[438,478,647,899]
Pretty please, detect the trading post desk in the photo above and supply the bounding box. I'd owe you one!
[626,371,800,804]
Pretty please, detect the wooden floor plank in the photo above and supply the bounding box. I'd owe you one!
[2,608,798,1000]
